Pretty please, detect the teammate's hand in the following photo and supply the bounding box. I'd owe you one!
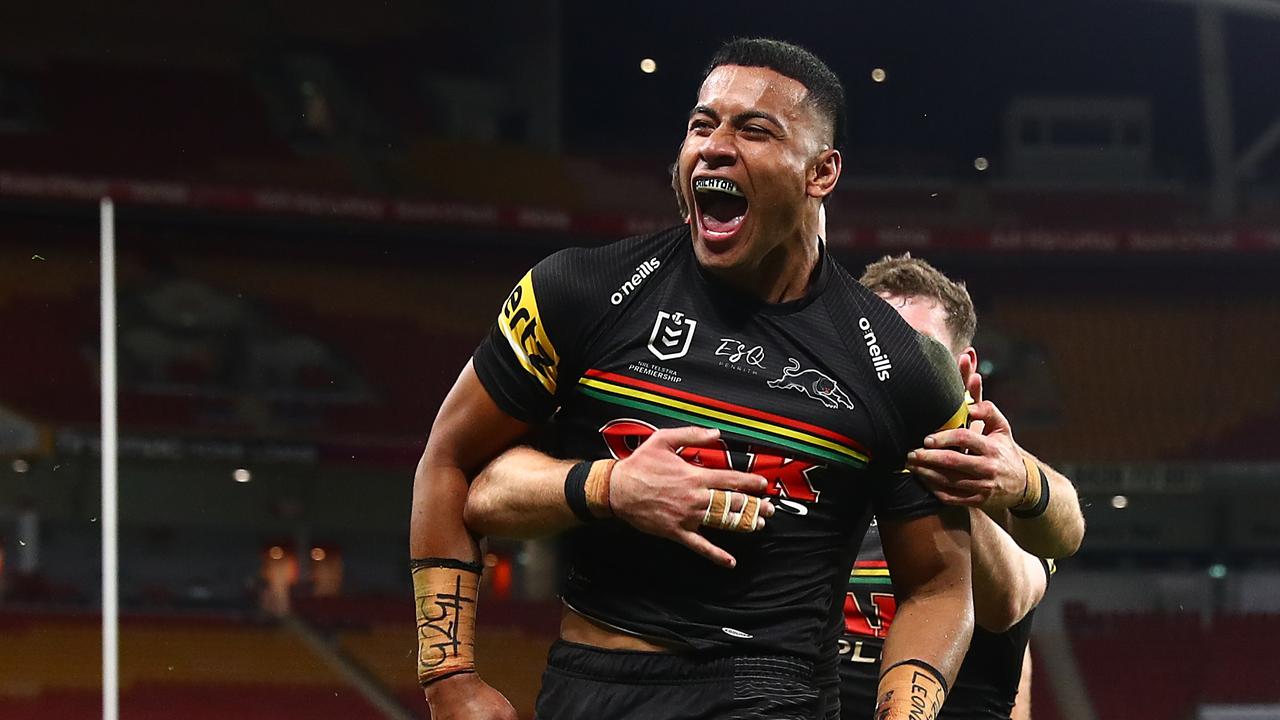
[609,426,775,569]
[424,673,518,720]
[904,400,1027,510]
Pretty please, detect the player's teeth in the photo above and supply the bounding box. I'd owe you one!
[693,178,744,197]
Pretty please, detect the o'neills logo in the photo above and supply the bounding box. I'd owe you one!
[611,257,661,305]
[859,317,892,382]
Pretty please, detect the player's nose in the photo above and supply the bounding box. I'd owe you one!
[698,125,738,168]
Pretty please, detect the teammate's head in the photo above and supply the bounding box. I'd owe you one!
[859,253,977,365]
[677,38,845,287]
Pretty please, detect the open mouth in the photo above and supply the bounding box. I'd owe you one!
[692,177,749,242]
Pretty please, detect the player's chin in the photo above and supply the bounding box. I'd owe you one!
[692,214,753,267]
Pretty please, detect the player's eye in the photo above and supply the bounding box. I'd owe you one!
[689,118,714,135]
[741,125,771,139]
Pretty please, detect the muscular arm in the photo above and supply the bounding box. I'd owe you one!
[411,361,532,561]
[970,508,1048,633]
[463,446,578,539]
[409,361,530,720]
[463,426,773,567]
[908,400,1085,559]
[876,507,974,716]
[997,451,1084,559]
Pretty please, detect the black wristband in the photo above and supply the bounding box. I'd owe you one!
[564,460,595,522]
[1010,466,1050,519]
[880,658,950,696]
[409,557,483,573]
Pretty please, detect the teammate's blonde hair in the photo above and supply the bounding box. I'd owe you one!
[859,254,976,353]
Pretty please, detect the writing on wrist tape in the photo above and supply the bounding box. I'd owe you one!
[411,558,482,686]
[875,659,949,720]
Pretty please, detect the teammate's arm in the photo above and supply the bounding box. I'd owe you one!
[410,361,529,720]
[464,445,578,538]
[874,507,974,720]
[999,449,1084,560]
[463,427,774,567]
[969,508,1047,633]
[907,399,1085,559]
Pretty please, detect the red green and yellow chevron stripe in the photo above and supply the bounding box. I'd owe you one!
[577,369,871,468]
[849,560,892,586]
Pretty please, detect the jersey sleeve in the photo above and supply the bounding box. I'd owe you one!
[870,468,943,520]
[472,250,588,422]
[883,332,969,466]
[870,334,967,518]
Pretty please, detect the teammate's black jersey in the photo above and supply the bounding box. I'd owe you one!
[837,520,1053,720]
[472,226,967,662]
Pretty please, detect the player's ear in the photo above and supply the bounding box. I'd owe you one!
[807,147,841,200]
[959,347,980,402]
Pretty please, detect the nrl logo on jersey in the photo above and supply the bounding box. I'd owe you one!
[648,310,697,361]
[767,358,854,410]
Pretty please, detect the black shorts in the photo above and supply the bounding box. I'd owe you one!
[534,640,837,720]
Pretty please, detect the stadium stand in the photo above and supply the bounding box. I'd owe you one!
[989,294,1280,462]
[0,611,385,720]
[1064,605,1280,720]
[2,7,1278,720]
[0,226,507,448]
[6,223,1275,465]
[0,63,293,180]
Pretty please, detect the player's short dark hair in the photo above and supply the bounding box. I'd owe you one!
[859,253,977,353]
[703,37,847,151]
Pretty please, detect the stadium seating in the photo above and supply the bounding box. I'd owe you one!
[991,295,1280,462]
[1,221,1275,466]
[1066,606,1205,720]
[37,604,1280,720]
[0,611,385,720]
[0,233,502,450]
[0,63,288,180]
[1201,613,1280,704]
[2,20,1276,720]
[1065,606,1280,720]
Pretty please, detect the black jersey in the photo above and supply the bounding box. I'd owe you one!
[837,520,1054,720]
[472,226,967,662]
